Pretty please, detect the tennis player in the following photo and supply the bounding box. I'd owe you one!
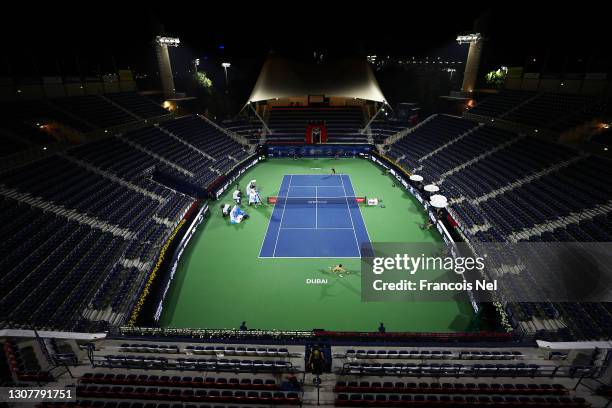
[329,264,347,277]
[331,168,336,175]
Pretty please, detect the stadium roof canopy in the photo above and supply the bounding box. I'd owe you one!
[247,55,386,103]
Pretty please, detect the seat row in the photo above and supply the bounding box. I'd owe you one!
[76,385,300,405]
[185,345,290,357]
[118,344,180,353]
[81,373,278,390]
[342,362,542,376]
[335,380,567,395]
[98,355,294,372]
[335,393,589,407]
[343,349,524,360]
[45,403,270,408]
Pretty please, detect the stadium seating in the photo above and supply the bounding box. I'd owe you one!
[370,118,412,144]
[267,107,366,142]
[105,93,170,119]
[385,115,478,169]
[0,111,253,330]
[468,90,538,118]
[385,112,612,340]
[1,99,94,132]
[3,340,52,382]
[221,118,263,144]
[469,89,610,133]
[504,93,596,128]
[335,392,589,407]
[159,116,250,173]
[52,95,136,129]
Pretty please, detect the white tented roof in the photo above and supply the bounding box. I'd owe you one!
[247,55,386,103]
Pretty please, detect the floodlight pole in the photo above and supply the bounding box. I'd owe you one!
[155,36,180,99]
[222,62,231,90]
[361,101,390,134]
[456,33,483,94]
[247,101,272,134]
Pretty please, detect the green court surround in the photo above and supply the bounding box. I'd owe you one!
[160,158,474,332]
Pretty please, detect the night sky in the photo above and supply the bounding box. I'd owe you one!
[5,4,610,74]
[3,3,610,115]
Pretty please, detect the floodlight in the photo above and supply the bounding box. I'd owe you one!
[156,36,181,47]
[456,33,482,44]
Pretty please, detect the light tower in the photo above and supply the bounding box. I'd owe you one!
[456,33,483,94]
[155,36,180,98]
[221,62,231,88]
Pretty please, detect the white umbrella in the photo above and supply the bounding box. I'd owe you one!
[409,174,423,182]
[424,184,440,192]
[430,200,448,208]
[430,194,447,203]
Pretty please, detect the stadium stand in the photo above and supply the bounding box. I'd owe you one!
[1,336,607,407]
[267,106,366,142]
[51,95,138,129]
[105,93,170,119]
[468,90,538,118]
[468,90,611,133]
[370,118,412,144]
[221,118,263,144]
[0,102,252,330]
[384,110,612,341]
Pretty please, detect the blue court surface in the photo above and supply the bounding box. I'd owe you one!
[259,174,371,258]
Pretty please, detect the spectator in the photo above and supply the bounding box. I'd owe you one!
[221,203,231,218]
[307,345,326,375]
[232,188,242,205]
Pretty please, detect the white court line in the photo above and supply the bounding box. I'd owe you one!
[259,256,362,259]
[290,185,343,188]
[258,174,286,257]
[280,227,354,230]
[272,175,292,257]
[340,174,362,257]
[315,186,318,229]
[344,174,373,245]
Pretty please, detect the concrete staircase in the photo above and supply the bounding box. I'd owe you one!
[62,154,165,203]
[155,124,217,161]
[438,134,526,182]
[384,114,438,146]
[508,199,612,242]
[117,135,194,178]
[419,123,485,162]
[0,184,133,239]
[197,114,249,147]
[473,153,589,204]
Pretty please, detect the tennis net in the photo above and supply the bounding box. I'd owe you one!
[267,196,366,205]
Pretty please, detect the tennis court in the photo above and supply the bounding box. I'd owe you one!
[160,158,474,332]
[259,174,371,258]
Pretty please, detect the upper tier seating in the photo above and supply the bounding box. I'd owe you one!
[469,90,538,118]
[105,93,169,119]
[469,90,608,133]
[267,107,366,142]
[52,95,136,129]
[0,113,253,330]
[384,114,612,340]
[370,119,412,144]
[1,100,94,132]
[221,118,262,144]
[504,93,596,128]
[160,116,249,173]
[386,115,478,169]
